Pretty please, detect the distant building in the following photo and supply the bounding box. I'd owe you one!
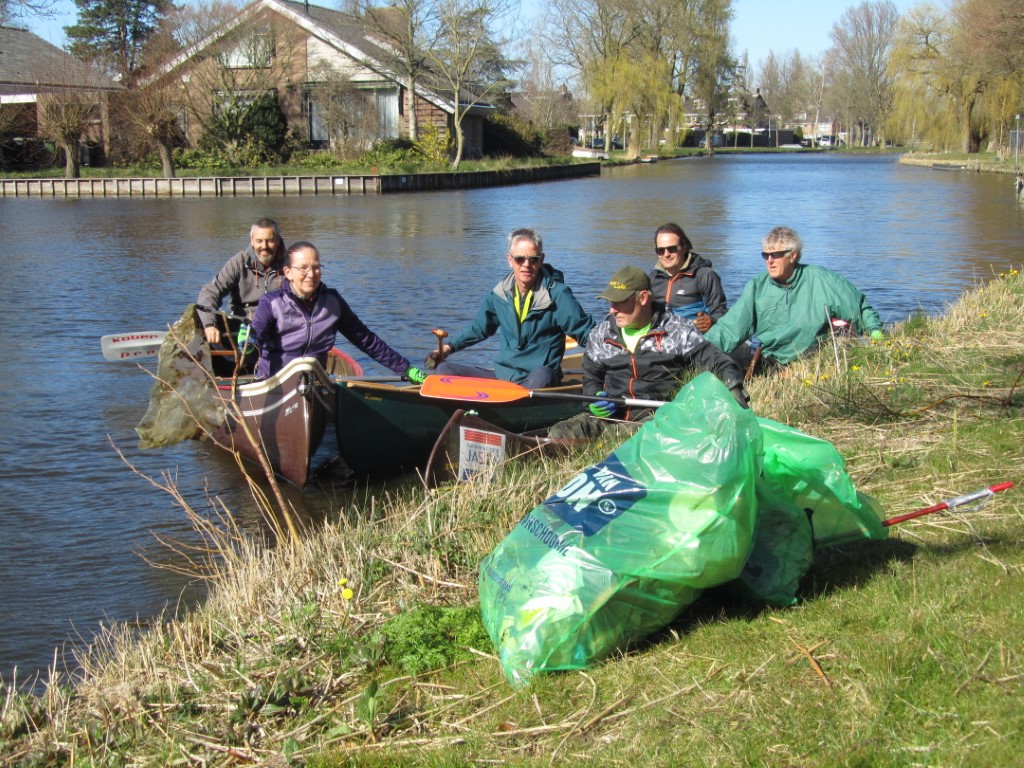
[0,25,122,165]
[146,0,494,156]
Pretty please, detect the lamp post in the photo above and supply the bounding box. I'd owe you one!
[1016,113,1020,171]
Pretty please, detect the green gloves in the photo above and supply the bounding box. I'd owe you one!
[405,366,427,384]
[588,392,618,419]
[870,329,885,342]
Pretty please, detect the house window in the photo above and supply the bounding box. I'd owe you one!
[302,85,399,149]
[220,29,274,69]
[303,89,329,148]
[371,88,399,138]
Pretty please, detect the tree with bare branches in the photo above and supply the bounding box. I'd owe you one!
[37,88,99,177]
[0,0,55,27]
[305,61,381,159]
[827,0,899,147]
[349,0,437,140]
[421,0,517,169]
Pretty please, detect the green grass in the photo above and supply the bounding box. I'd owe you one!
[2,268,1023,767]
[0,155,587,180]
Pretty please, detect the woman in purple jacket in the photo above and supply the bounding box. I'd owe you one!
[249,242,425,382]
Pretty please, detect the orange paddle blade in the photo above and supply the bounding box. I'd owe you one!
[420,375,530,404]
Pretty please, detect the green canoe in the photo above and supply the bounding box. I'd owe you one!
[334,378,587,474]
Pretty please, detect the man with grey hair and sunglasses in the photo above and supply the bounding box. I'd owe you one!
[428,227,595,388]
[705,226,884,376]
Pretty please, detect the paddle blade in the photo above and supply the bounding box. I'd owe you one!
[100,332,167,361]
[420,375,530,404]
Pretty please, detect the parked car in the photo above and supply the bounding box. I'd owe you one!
[818,136,832,148]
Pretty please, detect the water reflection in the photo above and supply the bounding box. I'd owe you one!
[1,154,1022,684]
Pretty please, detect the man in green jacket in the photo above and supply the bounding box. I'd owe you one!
[428,228,595,388]
[704,226,884,375]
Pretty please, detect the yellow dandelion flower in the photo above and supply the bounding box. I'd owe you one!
[338,577,349,587]
[802,378,813,386]
[851,365,861,371]
[342,587,354,600]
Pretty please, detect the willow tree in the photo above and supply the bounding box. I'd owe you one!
[688,0,734,155]
[890,5,968,152]
[889,0,1024,154]
[37,89,99,177]
[953,0,1024,154]
[541,0,642,147]
[588,52,674,158]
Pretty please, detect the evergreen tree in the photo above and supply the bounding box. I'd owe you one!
[64,0,171,87]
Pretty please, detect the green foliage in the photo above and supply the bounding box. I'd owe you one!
[540,125,575,156]
[176,136,270,170]
[414,123,451,165]
[357,138,424,172]
[65,0,169,85]
[355,679,380,735]
[202,92,288,160]
[290,148,345,170]
[901,310,931,335]
[378,604,490,675]
[482,113,543,157]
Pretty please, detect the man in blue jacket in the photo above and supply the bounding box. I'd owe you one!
[250,242,425,382]
[428,228,595,388]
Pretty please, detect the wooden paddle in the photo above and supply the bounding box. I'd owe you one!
[420,374,666,408]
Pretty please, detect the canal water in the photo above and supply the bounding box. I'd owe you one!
[1,154,1022,685]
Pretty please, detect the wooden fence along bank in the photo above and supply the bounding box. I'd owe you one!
[0,163,601,198]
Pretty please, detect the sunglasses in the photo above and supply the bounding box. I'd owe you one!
[511,255,542,265]
[655,244,684,256]
[761,249,791,261]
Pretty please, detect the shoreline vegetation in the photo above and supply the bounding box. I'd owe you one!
[3,147,1021,185]
[2,268,1023,766]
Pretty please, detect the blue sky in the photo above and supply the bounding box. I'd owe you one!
[25,0,924,71]
[731,0,923,67]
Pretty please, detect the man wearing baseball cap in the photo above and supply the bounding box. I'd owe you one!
[548,265,747,439]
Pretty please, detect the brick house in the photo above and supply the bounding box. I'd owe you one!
[150,0,491,156]
[0,25,122,166]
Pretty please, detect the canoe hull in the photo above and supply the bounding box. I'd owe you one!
[212,357,337,488]
[423,409,588,488]
[335,381,586,474]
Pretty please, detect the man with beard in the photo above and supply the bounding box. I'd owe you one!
[197,217,286,347]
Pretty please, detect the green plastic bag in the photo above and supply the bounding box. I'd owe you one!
[479,373,888,686]
[479,373,762,687]
[736,419,888,606]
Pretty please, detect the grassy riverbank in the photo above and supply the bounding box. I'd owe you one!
[3,269,1023,767]
[899,151,1022,175]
